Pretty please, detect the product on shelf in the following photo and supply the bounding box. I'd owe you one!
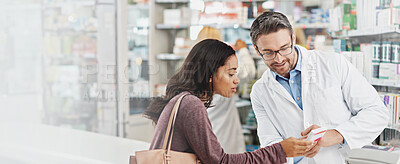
[331,0,399,34]
[173,37,193,56]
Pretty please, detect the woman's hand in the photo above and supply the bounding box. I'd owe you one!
[280,137,313,157]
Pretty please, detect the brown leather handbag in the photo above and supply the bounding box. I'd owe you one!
[130,94,201,164]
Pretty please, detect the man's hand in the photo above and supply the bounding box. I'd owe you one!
[280,137,313,157]
[301,125,345,158]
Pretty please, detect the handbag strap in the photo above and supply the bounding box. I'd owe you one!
[161,93,188,150]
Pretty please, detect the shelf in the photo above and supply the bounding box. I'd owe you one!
[385,126,400,132]
[44,29,97,34]
[236,99,252,108]
[0,4,41,10]
[242,124,257,130]
[128,25,149,29]
[157,53,185,60]
[293,23,330,29]
[128,3,149,10]
[156,0,264,2]
[331,26,400,38]
[156,24,189,30]
[369,78,400,88]
[155,0,189,3]
[156,23,251,30]
[44,1,95,8]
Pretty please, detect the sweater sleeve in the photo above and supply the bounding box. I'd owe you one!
[181,95,287,164]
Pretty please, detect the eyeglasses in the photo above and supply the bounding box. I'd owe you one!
[255,38,294,61]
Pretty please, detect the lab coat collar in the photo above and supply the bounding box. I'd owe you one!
[261,45,310,110]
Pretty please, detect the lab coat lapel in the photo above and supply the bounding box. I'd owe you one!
[265,69,299,108]
[299,46,317,128]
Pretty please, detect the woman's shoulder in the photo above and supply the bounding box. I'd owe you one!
[169,91,203,105]
[169,92,207,121]
[179,92,204,107]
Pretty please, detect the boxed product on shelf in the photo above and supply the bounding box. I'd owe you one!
[333,0,382,32]
[333,39,347,53]
[163,7,201,25]
[372,62,380,78]
[382,41,392,63]
[180,7,200,25]
[379,93,400,126]
[329,7,341,32]
[310,8,324,23]
[377,8,399,27]
[154,83,167,96]
[173,37,193,56]
[198,1,246,25]
[341,51,365,75]
[163,9,181,25]
[379,62,399,80]
[394,0,400,7]
[393,8,400,25]
[44,36,62,55]
[392,43,400,63]
[360,43,374,80]
[372,41,382,62]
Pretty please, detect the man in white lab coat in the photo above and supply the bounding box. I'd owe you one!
[249,11,389,164]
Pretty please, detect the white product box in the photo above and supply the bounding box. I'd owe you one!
[382,41,392,63]
[356,52,364,75]
[379,63,399,80]
[361,44,373,80]
[372,62,380,78]
[377,8,391,27]
[163,9,181,25]
[306,127,327,143]
[372,42,381,62]
[392,43,400,63]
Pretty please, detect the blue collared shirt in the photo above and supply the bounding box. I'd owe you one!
[271,45,303,110]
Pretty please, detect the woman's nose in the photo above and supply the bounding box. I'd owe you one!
[234,76,240,84]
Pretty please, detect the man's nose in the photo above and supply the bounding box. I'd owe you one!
[274,52,284,63]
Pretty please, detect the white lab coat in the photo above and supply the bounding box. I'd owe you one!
[237,47,256,84]
[207,94,246,153]
[237,47,257,98]
[250,45,389,164]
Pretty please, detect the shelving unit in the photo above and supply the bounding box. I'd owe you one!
[149,0,266,96]
[41,0,99,133]
[149,0,191,96]
[155,0,189,3]
[293,23,330,29]
[331,26,400,39]
[41,0,122,136]
[44,1,95,8]
[156,53,185,60]
[328,0,400,145]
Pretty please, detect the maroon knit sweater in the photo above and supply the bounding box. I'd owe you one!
[149,92,287,164]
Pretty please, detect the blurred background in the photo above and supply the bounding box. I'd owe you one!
[1,0,400,163]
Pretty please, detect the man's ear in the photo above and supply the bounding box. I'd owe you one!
[292,32,297,45]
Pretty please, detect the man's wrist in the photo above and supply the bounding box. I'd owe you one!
[332,129,344,144]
